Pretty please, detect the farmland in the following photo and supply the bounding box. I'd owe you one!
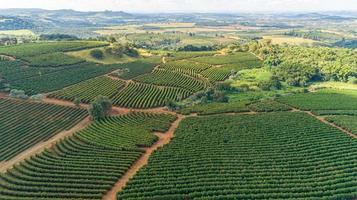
[0,41,108,58]
[111,82,191,108]
[278,89,357,110]
[0,99,87,161]
[48,76,126,103]
[0,7,357,200]
[118,112,357,199]
[0,112,176,199]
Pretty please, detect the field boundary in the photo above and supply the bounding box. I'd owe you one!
[278,101,357,139]
[102,114,186,200]
[0,116,91,173]
[305,111,357,139]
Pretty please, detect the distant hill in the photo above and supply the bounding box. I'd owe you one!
[0,8,133,28]
[0,16,35,30]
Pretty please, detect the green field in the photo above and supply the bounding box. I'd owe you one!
[178,101,249,115]
[247,99,292,112]
[0,41,107,58]
[278,89,357,110]
[325,115,357,134]
[0,112,175,199]
[48,76,126,103]
[118,112,357,199]
[134,69,206,92]
[111,82,191,108]
[0,99,88,161]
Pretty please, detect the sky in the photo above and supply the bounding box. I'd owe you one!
[0,0,356,13]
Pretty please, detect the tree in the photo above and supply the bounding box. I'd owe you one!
[213,91,229,102]
[90,49,104,60]
[73,98,81,107]
[9,89,28,99]
[215,82,233,91]
[274,62,317,87]
[258,76,282,91]
[88,95,112,120]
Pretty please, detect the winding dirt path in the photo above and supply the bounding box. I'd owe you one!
[102,114,185,200]
[0,117,91,173]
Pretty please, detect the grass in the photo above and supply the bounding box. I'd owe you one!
[262,35,323,46]
[310,81,357,91]
[65,47,136,64]
[232,68,272,89]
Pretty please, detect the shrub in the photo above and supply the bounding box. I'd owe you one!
[348,76,357,84]
[90,49,104,60]
[9,89,28,99]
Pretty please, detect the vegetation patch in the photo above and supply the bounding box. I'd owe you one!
[278,89,357,110]
[111,82,191,108]
[48,76,125,103]
[325,115,357,134]
[0,98,87,161]
[178,101,249,115]
[118,112,357,199]
[247,99,292,112]
[0,112,175,199]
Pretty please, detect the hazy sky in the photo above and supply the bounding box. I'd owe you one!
[1,0,356,13]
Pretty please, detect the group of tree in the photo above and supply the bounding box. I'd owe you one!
[88,95,112,120]
[177,45,218,51]
[105,43,139,57]
[233,40,356,87]
[39,34,79,41]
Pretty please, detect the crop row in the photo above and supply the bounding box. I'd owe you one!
[159,60,211,76]
[0,41,108,58]
[118,112,357,199]
[0,99,87,161]
[49,76,125,103]
[200,67,232,82]
[247,99,292,112]
[134,69,206,92]
[278,89,357,110]
[9,62,123,95]
[112,82,191,108]
[0,112,176,200]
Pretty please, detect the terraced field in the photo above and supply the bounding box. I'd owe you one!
[7,62,124,94]
[159,60,211,76]
[49,76,125,103]
[112,82,191,108]
[118,112,357,199]
[200,67,232,82]
[0,112,176,200]
[0,99,88,161]
[134,69,206,92]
